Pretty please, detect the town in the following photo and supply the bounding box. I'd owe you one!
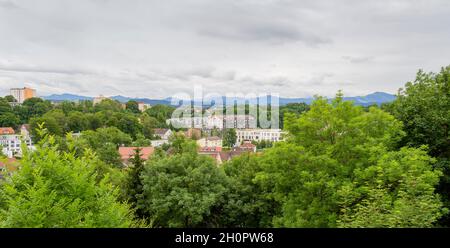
[0,63,448,229]
[0,86,286,179]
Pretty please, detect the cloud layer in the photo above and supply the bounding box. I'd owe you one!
[0,0,449,98]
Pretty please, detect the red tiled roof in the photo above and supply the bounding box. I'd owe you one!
[0,127,15,135]
[118,147,154,161]
[240,143,256,149]
[199,146,222,152]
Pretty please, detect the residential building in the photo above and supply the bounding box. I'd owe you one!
[153,128,172,140]
[137,102,151,112]
[151,139,169,147]
[198,150,223,164]
[197,136,222,148]
[238,140,257,152]
[118,146,154,165]
[236,129,284,144]
[166,114,257,129]
[0,127,34,158]
[197,141,257,165]
[0,127,15,135]
[9,87,36,104]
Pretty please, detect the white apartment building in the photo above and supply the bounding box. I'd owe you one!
[167,115,256,129]
[151,139,169,147]
[236,129,284,144]
[0,134,34,158]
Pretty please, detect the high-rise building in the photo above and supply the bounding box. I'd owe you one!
[9,87,37,104]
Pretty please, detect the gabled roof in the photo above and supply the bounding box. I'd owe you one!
[240,142,256,149]
[118,147,154,161]
[153,128,170,136]
[199,146,222,152]
[0,127,15,135]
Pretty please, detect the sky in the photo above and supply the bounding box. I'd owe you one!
[0,0,449,99]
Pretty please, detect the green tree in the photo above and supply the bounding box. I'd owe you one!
[29,117,63,139]
[141,114,158,139]
[144,104,175,128]
[139,141,227,227]
[386,66,450,158]
[125,147,146,219]
[67,111,89,132]
[4,95,16,103]
[280,102,310,128]
[220,154,278,227]
[223,128,237,147]
[337,146,445,227]
[255,94,444,227]
[94,98,123,112]
[126,100,140,114]
[117,113,142,139]
[19,97,52,122]
[0,112,20,129]
[0,127,133,227]
[81,127,132,167]
[384,65,450,226]
[0,97,13,114]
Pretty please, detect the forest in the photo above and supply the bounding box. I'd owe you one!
[0,66,448,227]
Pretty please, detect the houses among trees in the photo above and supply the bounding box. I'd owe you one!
[0,66,448,228]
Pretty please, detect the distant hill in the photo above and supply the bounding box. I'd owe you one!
[43,92,396,107]
[43,94,93,101]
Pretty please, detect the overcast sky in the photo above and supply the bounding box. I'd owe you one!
[0,0,449,98]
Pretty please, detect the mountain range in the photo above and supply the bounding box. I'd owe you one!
[43,92,396,107]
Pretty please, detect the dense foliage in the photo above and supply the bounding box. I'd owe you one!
[0,66,449,228]
[0,127,134,227]
[384,66,450,226]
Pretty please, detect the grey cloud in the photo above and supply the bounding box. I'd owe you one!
[0,0,449,98]
[0,0,19,9]
[197,22,330,45]
[342,56,375,63]
[0,63,95,76]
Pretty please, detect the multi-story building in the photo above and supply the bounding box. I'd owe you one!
[197,136,222,148]
[137,102,151,112]
[0,127,34,158]
[236,129,284,144]
[167,115,257,129]
[9,87,37,103]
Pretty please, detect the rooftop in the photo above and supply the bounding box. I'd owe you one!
[0,127,15,135]
[118,147,155,161]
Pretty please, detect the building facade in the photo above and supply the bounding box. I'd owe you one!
[167,115,257,129]
[197,136,222,148]
[0,131,34,158]
[137,102,151,112]
[236,129,284,144]
[10,87,37,103]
